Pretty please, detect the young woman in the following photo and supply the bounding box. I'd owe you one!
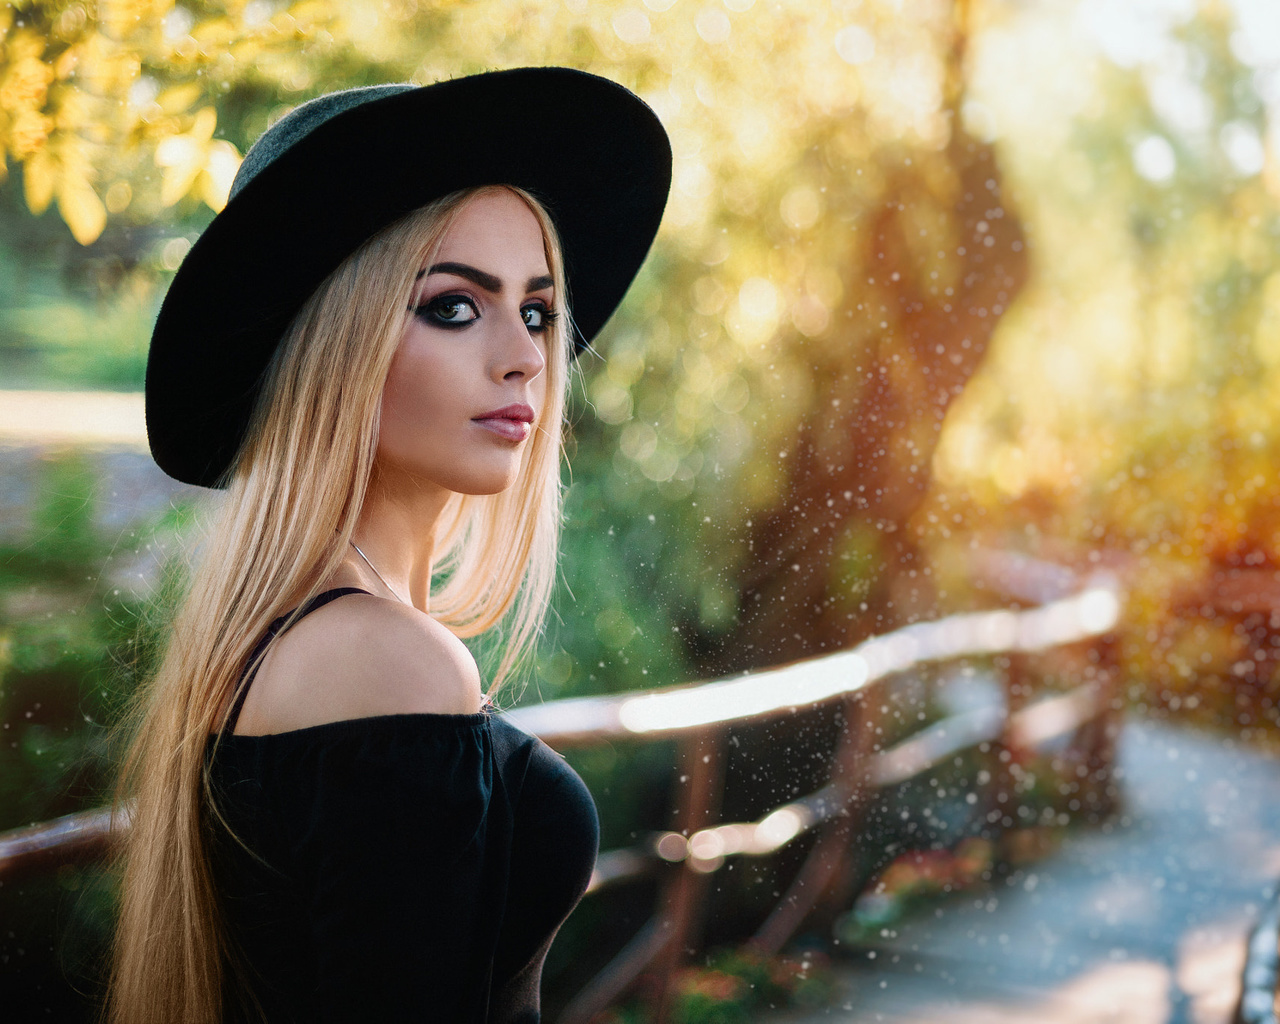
[108,68,670,1023]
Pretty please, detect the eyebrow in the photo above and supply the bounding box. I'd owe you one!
[418,262,553,294]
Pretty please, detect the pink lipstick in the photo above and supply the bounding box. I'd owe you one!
[472,403,535,441]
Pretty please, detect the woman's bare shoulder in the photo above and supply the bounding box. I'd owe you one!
[232,592,484,736]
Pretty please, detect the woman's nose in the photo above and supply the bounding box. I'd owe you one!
[497,311,546,382]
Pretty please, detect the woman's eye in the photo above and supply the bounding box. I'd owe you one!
[522,304,558,333]
[414,295,479,327]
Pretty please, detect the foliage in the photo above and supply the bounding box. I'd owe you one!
[0,452,171,830]
[0,225,156,387]
[836,836,994,943]
[929,6,1280,532]
[0,452,184,1020]
[591,947,835,1024]
[0,0,359,243]
[914,1,1280,736]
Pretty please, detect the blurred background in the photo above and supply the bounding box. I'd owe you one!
[4,0,1280,1021]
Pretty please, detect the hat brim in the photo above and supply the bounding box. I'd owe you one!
[146,67,671,488]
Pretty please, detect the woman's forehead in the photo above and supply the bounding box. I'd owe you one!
[432,191,551,279]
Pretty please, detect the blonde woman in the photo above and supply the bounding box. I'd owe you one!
[108,68,670,1023]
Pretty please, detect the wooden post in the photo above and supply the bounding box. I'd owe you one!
[750,693,877,955]
[652,727,726,1023]
[556,914,673,1024]
[989,652,1031,844]
[1078,635,1122,822]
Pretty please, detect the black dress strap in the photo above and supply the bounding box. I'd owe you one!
[225,587,371,733]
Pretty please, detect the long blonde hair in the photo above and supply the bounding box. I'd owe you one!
[107,185,570,1023]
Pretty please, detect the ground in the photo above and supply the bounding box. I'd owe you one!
[764,717,1280,1023]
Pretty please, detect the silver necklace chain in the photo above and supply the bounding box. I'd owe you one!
[349,539,411,606]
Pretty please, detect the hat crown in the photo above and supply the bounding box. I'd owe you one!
[229,84,417,202]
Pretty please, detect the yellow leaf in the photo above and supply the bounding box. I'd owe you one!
[53,87,90,132]
[0,55,55,113]
[59,180,106,245]
[157,137,203,206]
[99,1,171,40]
[200,138,242,211]
[54,45,80,81]
[292,0,337,25]
[189,106,217,143]
[72,33,117,94]
[191,18,236,50]
[9,108,52,159]
[154,132,190,167]
[7,31,45,65]
[157,82,203,116]
[160,155,203,206]
[23,144,55,214]
[57,130,94,187]
[56,136,105,243]
[155,107,220,206]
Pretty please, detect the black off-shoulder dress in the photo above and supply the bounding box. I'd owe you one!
[205,589,599,1023]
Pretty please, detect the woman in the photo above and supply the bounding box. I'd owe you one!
[108,68,670,1023]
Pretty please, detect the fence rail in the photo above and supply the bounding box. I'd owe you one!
[0,565,1125,1023]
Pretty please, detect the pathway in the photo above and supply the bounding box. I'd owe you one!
[765,717,1280,1023]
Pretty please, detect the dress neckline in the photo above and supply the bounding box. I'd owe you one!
[210,710,495,746]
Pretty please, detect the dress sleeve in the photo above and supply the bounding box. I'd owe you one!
[273,717,500,1023]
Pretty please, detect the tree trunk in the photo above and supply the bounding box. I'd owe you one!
[704,1,1029,674]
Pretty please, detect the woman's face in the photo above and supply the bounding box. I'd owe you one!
[376,190,553,498]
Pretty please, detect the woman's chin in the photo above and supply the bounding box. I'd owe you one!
[458,475,520,497]
[373,447,526,496]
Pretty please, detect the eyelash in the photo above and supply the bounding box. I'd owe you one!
[409,294,559,334]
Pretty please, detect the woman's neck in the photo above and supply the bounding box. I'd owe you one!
[347,467,453,612]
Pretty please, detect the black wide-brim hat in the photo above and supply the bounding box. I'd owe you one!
[146,66,672,488]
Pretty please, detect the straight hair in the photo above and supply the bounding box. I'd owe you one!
[106,185,570,1023]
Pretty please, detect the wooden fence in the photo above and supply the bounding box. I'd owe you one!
[0,560,1123,1022]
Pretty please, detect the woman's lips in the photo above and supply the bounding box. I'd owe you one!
[472,404,535,442]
